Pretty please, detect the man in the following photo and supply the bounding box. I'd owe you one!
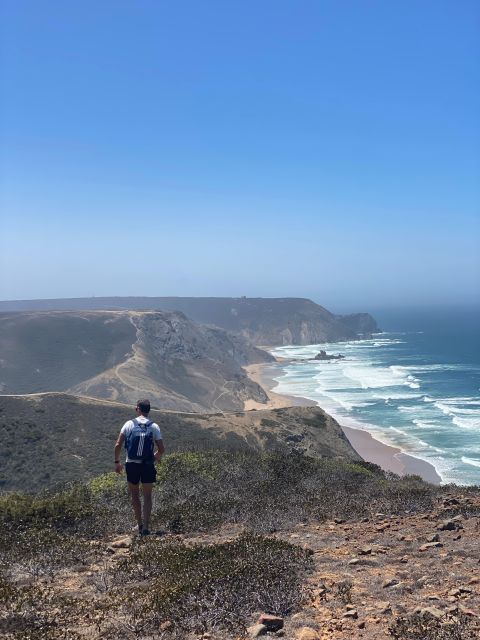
[114,399,165,535]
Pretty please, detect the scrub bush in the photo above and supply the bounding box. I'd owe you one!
[112,534,312,636]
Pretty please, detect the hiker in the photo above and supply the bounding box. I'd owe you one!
[114,399,165,535]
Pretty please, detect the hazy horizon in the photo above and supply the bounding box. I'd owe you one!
[1,1,479,309]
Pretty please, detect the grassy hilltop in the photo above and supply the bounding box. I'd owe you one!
[1,447,480,639]
[0,393,360,492]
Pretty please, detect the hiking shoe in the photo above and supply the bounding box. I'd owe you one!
[141,528,150,536]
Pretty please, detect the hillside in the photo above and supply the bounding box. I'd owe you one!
[0,393,360,492]
[0,296,379,345]
[1,447,479,640]
[0,310,272,411]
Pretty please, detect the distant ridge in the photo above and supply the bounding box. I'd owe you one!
[0,296,379,345]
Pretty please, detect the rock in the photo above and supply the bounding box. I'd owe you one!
[358,620,366,629]
[334,517,345,524]
[443,497,460,506]
[358,546,372,555]
[296,628,321,640]
[343,609,358,619]
[290,613,305,621]
[376,601,392,614]
[419,542,443,552]
[247,624,267,638]
[459,605,479,617]
[446,605,459,614]
[437,520,462,531]
[313,350,345,361]
[415,576,429,587]
[257,614,283,631]
[426,533,440,543]
[382,579,399,588]
[110,536,132,549]
[399,555,409,563]
[459,585,473,594]
[348,558,360,565]
[421,607,444,619]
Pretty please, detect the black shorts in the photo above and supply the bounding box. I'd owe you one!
[125,462,157,485]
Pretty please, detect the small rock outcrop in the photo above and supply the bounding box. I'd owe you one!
[312,350,345,361]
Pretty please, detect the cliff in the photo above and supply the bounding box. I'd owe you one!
[0,296,380,345]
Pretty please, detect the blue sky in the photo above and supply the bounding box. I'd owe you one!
[1,0,479,311]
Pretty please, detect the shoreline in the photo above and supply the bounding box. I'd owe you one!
[245,362,442,485]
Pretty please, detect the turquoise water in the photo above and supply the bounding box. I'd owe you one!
[269,307,480,485]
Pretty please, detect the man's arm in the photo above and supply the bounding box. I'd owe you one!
[154,439,165,462]
[114,432,125,473]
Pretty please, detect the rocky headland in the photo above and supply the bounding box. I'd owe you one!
[0,296,379,345]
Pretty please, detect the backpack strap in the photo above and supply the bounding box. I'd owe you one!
[125,419,141,449]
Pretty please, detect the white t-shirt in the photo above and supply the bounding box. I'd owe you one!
[121,416,162,463]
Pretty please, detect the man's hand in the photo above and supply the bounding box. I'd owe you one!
[114,433,125,474]
[154,439,165,463]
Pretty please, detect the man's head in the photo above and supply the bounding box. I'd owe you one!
[136,399,151,416]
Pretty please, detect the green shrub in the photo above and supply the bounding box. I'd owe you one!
[88,472,124,497]
[156,450,227,482]
[151,450,438,533]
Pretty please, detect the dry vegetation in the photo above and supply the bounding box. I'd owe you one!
[0,394,361,492]
[1,450,479,639]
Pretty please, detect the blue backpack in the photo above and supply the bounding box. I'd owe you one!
[125,419,154,462]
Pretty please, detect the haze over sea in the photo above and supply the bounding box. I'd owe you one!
[269,306,480,485]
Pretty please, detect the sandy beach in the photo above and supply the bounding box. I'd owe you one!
[244,362,441,485]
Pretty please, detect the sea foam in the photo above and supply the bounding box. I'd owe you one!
[269,326,480,485]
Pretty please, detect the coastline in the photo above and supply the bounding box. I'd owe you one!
[245,362,442,485]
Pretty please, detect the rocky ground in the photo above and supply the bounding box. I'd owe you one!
[275,491,480,639]
[36,490,480,640]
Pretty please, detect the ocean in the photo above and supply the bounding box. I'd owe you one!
[268,306,480,486]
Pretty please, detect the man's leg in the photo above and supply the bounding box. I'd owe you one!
[142,483,153,532]
[128,482,143,530]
